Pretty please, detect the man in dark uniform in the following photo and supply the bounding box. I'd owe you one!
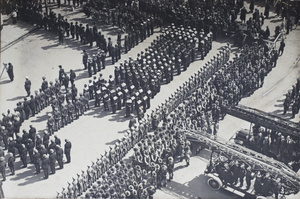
[61,105,68,126]
[42,154,50,179]
[33,149,41,174]
[43,130,50,149]
[56,145,64,169]
[67,101,75,122]
[92,55,97,75]
[70,22,75,39]
[125,99,132,118]
[101,50,106,69]
[111,96,117,114]
[75,22,80,40]
[24,77,31,97]
[87,59,93,77]
[64,139,72,163]
[27,138,35,163]
[8,152,15,175]
[49,149,56,174]
[64,19,70,37]
[20,144,28,168]
[29,95,36,116]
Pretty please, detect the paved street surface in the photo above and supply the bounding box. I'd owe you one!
[0,1,300,199]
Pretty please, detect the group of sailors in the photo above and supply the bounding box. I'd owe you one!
[79,25,212,120]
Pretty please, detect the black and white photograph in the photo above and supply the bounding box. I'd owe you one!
[0,0,300,198]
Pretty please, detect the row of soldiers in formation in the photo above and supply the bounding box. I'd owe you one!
[57,43,230,197]
[59,120,192,198]
[283,79,300,118]
[0,74,77,146]
[0,122,72,181]
[78,26,212,122]
[244,125,300,166]
[13,26,205,137]
[60,37,281,197]
[172,43,279,135]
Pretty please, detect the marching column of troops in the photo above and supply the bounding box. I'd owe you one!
[283,79,300,118]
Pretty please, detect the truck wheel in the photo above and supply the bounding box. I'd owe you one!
[207,177,221,190]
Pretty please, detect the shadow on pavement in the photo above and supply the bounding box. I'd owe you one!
[31,114,49,123]
[7,95,25,101]
[105,139,120,145]
[0,79,11,85]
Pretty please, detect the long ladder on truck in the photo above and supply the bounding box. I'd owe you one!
[185,129,300,195]
[223,105,300,139]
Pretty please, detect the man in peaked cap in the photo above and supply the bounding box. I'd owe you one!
[24,76,31,97]
[64,139,72,163]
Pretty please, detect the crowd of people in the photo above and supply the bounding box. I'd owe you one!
[0,121,72,181]
[0,66,78,180]
[58,35,282,197]
[237,124,300,167]
[84,0,157,33]
[56,43,229,197]
[283,79,300,118]
[206,153,283,198]
[79,25,212,120]
[2,0,299,198]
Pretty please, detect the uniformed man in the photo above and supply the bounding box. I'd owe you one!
[61,104,68,126]
[42,154,50,179]
[8,152,15,175]
[49,149,56,174]
[20,144,28,168]
[56,145,64,169]
[103,93,110,111]
[24,77,31,97]
[33,149,41,174]
[64,139,72,163]
[41,76,48,92]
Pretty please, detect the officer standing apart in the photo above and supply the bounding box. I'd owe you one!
[24,77,31,97]
[64,139,72,163]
